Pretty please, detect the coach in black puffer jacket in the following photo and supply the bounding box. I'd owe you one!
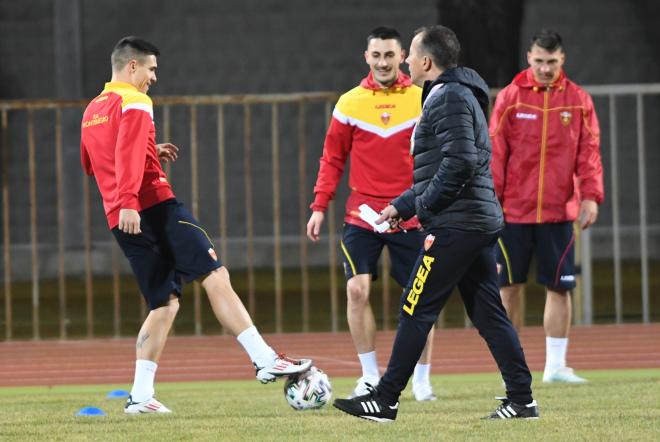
[351,26,535,421]
[391,66,503,234]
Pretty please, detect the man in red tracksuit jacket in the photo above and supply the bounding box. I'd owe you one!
[81,36,311,414]
[489,30,604,384]
[306,27,436,401]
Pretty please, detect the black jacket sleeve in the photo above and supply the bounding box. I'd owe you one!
[392,188,416,220]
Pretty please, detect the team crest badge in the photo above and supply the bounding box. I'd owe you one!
[560,111,572,126]
[380,112,391,125]
[208,248,218,261]
[423,234,435,251]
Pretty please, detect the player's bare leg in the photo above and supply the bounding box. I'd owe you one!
[544,289,570,338]
[200,266,311,383]
[347,274,376,353]
[419,326,434,364]
[500,284,525,331]
[412,325,437,401]
[201,266,253,335]
[346,274,380,396]
[126,295,179,413]
[135,295,179,362]
[543,289,586,383]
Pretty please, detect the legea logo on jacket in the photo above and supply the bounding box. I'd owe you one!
[515,112,537,120]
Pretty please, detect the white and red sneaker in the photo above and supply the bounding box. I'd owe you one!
[124,395,172,414]
[255,353,312,384]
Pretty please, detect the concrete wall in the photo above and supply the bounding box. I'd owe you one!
[1,0,659,279]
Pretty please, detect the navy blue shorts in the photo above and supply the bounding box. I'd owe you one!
[340,223,423,287]
[112,199,222,310]
[496,222,576,291]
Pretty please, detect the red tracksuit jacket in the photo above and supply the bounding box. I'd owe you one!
[489,68,604,223]
[311,72,422,231]
[81,81,174,229]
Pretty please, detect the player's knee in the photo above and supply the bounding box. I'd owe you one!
[201,266,232,292]
[346,279,369,306]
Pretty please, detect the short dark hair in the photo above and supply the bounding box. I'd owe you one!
[530,29,563,52]
[413,25,460,70]
[111,36,160,71]
[366,26,402,47]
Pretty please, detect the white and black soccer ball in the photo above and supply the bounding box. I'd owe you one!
[284,366,332,410]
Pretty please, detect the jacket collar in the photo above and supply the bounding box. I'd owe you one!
[103,81,140,93]
[359,71,413,91]
[513,67,567,91]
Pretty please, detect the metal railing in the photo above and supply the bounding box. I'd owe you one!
[1,84,658,340]
[577,83,660,325]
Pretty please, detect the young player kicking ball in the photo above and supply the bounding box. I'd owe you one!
[80,36,311,413]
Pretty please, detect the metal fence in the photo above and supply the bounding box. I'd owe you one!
[1,84,658,340]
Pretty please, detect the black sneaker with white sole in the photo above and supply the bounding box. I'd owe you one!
[333,384,398,423]
[485,396,539,420]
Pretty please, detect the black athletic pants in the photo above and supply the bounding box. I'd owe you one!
[377,229,533,405]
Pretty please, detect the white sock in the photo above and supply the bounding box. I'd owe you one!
[130,359,157,402]
[413,363,431,386]
[358,351,380,379]
[545,336,568,373]
[237,325,277,368]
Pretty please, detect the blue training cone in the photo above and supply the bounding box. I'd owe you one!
[106,389,130,399]
[76,407,107,416]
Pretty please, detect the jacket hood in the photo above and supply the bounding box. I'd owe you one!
[424,67,490,116]
[360,71,413,91]
[513,67,567,90]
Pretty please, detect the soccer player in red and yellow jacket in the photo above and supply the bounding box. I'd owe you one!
[81,37,311,414]
[306,27,436,401]
[489,30,604,384]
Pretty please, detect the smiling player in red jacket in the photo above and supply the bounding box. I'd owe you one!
[307,27,436,401]
[81,36,311,414]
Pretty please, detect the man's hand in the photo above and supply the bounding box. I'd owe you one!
[306,211,325,242]
[118,208,141,235]
[375,204,401,229]
[156,143,179,163]
[578,199,598,230]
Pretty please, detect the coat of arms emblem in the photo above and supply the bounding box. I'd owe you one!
[424,234,435,251]
[380,112,391,125]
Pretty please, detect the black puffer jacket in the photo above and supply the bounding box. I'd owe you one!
[392,67,503,233]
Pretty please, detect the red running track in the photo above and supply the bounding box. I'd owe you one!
[0,324,658,387]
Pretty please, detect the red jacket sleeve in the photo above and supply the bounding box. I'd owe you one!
[310,116,353,211]
[80,141,94,176]
[489,89,512,201]
[115,109,151,210]
[576,92,604,204]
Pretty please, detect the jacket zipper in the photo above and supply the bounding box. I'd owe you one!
[536,89,549,222]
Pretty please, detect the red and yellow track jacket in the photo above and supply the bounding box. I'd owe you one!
[489,68,604,223]
[311,72,422,230]
[81,81,174,229]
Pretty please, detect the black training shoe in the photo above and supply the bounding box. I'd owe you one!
[333,384,398,423]
[485,396,539,420]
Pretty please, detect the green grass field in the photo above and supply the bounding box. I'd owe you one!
[1,369,658,441]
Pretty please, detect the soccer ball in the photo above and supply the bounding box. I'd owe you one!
[284,366,332,410]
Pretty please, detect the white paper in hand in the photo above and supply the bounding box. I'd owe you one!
[358,204,390,233]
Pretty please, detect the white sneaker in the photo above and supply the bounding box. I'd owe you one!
[543,367,588,384]
[124,395,172,414]
[347,375,380,399]
[255,353,312,384]
[412,382,437,401]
